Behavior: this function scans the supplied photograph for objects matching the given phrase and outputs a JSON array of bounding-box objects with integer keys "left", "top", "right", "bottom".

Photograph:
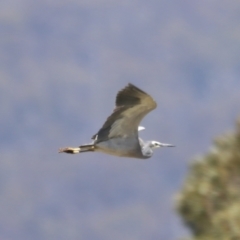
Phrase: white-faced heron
[{"left": 59, "top": 83, "right": 174, "bottom": 159}]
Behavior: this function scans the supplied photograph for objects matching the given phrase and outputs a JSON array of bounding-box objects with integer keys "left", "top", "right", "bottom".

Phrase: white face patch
[
  {"left": 138, "top": 126, "right": 145, "bottom": 131},
  {"left": 151, "top": 141, "right": 161, "bottom": 148}
]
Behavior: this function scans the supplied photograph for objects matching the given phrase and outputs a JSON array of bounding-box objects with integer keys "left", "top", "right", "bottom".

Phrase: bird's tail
[{"left": 59, "top": 144, "right": 95, "bottom": 154}]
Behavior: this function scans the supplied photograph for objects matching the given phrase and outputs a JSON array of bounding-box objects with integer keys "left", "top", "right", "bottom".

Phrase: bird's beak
[{"left": 159, "top": 143, "right": 175, "bottom": 147}]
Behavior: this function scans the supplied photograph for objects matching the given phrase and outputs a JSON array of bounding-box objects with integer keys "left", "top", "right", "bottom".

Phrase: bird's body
[
  {"left": 95, "top": 136, "right": 146, "bottom": 158},
  {"left": 59, "top": 83, "right": 174, "bottom": 159}
]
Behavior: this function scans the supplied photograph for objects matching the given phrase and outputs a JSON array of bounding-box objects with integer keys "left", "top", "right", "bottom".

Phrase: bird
[{"left": 59, "top": 83, "right": 174, "bottom": 159}]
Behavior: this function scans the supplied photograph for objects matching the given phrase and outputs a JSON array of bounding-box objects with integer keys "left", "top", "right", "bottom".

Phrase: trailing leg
[{"left": 59, "top": 144, "right": 95, "bottom": 154}]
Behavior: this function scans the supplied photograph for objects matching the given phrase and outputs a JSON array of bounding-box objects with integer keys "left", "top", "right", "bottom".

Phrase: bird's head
[{"left": 150, "top": 141, "right": 175, "bottom": 149}]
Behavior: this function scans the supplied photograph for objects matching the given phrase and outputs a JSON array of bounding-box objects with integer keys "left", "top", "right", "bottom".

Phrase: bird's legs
[
  {"left": 59, "top": 144, "right": 95, "bottom": 154},
  {"left": 59, "top": 147, "right": 81, "bottom": 154}
]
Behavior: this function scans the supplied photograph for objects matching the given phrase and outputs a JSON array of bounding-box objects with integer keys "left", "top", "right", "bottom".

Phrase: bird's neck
[{"left": 141, "top": 141, "right": 153, "bottom": 158}]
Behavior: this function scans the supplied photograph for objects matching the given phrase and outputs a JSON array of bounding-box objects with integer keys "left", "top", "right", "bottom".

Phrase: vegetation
[{"left": 177, "top": 119, "right": 240, "bottom": 240}]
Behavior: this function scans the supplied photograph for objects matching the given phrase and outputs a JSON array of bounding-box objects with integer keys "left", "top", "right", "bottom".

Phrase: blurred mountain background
[{"left": 1, "top": 0, "right": 240, "bottom": 239}]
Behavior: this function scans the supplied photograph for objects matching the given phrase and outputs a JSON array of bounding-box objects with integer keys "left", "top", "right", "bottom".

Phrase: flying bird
[{"left": 59, "top": 83, "right": 174, "bottom": 159}]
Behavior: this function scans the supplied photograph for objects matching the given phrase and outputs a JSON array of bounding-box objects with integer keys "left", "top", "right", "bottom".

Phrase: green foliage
[{"left": 177, "top": 119, "right": 240, "bottom": 240}]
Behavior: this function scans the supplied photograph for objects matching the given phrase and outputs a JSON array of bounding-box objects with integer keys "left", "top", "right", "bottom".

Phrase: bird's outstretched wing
[{"left": 92, "top": 83, "right": 157, "bottom": 142}]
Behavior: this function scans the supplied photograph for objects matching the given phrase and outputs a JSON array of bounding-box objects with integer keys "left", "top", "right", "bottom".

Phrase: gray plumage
[{"left": 59, "top": 83, "right": 174, "bottom": 159}]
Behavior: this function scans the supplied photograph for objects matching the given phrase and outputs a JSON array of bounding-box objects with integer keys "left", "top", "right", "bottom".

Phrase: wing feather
[{"left": 92, "top": 83, "right": 157, "bottom": 142}]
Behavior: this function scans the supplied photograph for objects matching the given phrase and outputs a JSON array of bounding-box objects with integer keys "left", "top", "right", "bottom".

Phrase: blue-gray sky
[{"left": 1, "top": 0, "right": 240, "bottom": 239}]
